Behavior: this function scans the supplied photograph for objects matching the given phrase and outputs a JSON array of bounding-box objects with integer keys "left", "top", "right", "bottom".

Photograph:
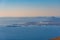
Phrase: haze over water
[{"left": 0, "top": 17, "right": 60, "bottom": 40}]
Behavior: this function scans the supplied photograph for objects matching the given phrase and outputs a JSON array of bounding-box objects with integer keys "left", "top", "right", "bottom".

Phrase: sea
[{"left": 0, "top": 17, "right": 60, "bottom": 40}]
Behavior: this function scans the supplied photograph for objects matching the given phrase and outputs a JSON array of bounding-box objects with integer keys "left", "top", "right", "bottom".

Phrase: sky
[{"left": 0, "top": 0, "right": 60, "bottom": 17}]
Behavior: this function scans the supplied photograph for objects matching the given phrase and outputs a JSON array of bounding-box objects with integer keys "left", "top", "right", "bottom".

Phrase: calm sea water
[{"left": 0, "top": 17, "right": 60, "bottom": 40}]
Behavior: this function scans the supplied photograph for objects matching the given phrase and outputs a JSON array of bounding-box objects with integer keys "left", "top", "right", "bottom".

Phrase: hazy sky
[{"left": 0, "top": 0, "right": 60, "bottom": 17}]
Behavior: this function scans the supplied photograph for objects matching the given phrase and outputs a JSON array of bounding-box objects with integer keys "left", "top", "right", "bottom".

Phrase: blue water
[
  {"left": 0, "top": 17, "right": 60, "bottom": 40},
  {"left": 0, "top": 25, "right": 60, "bottom": 40}
]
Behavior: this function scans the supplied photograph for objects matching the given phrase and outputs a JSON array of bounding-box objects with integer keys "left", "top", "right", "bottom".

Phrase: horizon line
[{"left": 0, "top": 16, "right": 60, "bottom": 18}]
